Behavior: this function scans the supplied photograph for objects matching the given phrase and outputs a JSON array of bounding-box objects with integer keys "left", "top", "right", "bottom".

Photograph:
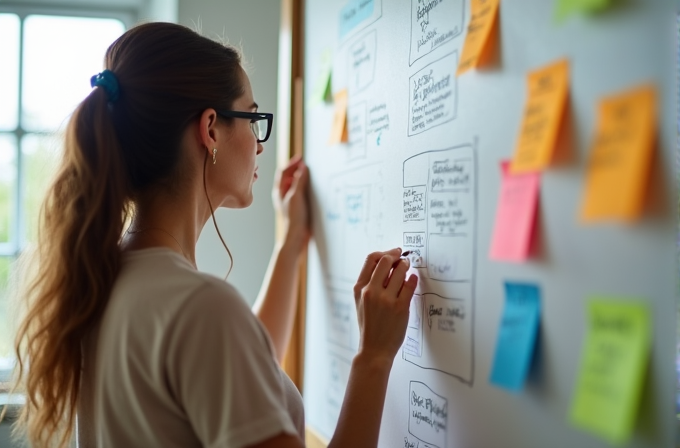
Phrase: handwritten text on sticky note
[
  {"left": 328, "top": 89, "right": 349, "bottom": 145},
  {"left": 489, "top": 161, "right": 540, "bottom": 262},
  {"left": 580, "top": 85, "right": 657, "bottom": 222},
  {"left": 489, "top": 282, "right": 541, "bottom": 392},
  {"left": 570, "top": 299, "right": 651, "bottom": 445},
  {"left": 457, "top": 0, "right": 500, "bottom": 76},
  {"left": 511, "top": 59, "right": 569, "bottom": 173}
]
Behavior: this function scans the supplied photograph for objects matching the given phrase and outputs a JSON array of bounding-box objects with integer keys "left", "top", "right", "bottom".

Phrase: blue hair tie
[{"left": 90, "top": 69, "right": 120, "bottom": 102}]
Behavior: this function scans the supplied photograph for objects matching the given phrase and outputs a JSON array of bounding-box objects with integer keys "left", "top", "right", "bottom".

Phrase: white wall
[
  {"left": 178, "top": 0, "right": 282, "bottom": 305},
  {"left": 142, "top": 0, "right": 178, "bottom": 22}
]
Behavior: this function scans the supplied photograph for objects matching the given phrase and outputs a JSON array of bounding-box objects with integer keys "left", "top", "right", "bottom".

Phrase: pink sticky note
[{"left": 489, "top": 161, "right": 541, "bottom": 262}]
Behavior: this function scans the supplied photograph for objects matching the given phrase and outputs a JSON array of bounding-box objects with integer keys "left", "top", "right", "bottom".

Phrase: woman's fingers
[
  {"left": 275, "top": 157, "right": 305, "bottom": 199},
  {"left": 398, "top": 274, "right": 418, "bottom": 303},
  {"left": 385, "top": 258, "right": 410, "bottom": 297},
  {"left": 290, "top": 163, "right": 308, "bottom": 194},
  {"left": 368, "top": 252, "right": 402, "bottom": 290},
  {"left": 353, "top": 249, "right": 400, "bottom": 301}
]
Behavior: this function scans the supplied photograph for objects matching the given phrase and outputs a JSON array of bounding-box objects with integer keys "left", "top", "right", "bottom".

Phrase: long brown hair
[{"left": 7, "top": 22, "right": 243, "bottom": 448}]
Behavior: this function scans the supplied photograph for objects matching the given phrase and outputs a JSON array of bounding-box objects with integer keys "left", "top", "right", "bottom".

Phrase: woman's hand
[
  {"left": 353, "top": 248, "right": 419, "bottom": 365},
  {"left": 273, "top": 155, "right": 310, "bottom": 254}
]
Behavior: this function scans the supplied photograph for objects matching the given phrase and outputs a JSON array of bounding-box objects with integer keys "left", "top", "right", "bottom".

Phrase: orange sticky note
[
  {"left": 490, "top": 161, "right": 541, "bottom": 262},
  {"left": 328, "top": 89, "right": 349, "bottom": 145},
  {"left": 510, "top": 59, "right": 570, "bottom": 173},
  {"left": 580, "top": 85, "right": 657, "bottom": 222},
  {"left": 457, "top": 0, "right": 500, "bottom": 76}
]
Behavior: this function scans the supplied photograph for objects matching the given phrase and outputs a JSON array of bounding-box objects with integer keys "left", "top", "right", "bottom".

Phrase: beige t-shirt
[{"left": 77, "top": 248, "right": 304, "bottom": 448}]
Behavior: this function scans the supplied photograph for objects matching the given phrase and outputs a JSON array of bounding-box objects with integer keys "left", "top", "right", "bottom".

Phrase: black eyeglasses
[{"left": 216, "top": 110, "right": 274, "bottom": 143}]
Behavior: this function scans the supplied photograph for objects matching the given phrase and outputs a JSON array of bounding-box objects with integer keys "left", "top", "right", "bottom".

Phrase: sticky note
[
  {"left": 328, "top": 89, "right": 349, "bottom": 145},
  {"left": 580, "top": 85, "right": 656, "bottom": 222},
  {"left": 489, "top": 282, "right": 541, "bottom": 392},
  {"left": 309, "top": 49, "right": 333, "bottom": 107},
  {"left": 510, "top": 59, "right": 570, "bottom": 173},
  {"left": 556, "top": 0, "right": 617, "bottom": 20},
  {"left": 457, "top": 0, "right": 500, "bottom": 76},
  {"left": 489, "top": 161, "right": 540, "bottom": 262},
  {"left": 339, "top": 0, "right": 375, "bottom": 39},
  {"left": 570, "top": 299, "right": 651, "bottom": 445}
]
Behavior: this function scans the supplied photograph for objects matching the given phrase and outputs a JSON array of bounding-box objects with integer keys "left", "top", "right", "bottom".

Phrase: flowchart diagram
[{"left": 401, "top": 145, "right": 477, "bottom": 383}]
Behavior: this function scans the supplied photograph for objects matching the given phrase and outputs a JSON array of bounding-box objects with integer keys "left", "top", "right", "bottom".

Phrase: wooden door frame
[
  {"left": 277, "top": 1, "right": 329, "bottom": 446},
  {"left": 277, "top": 0, "right": 304, "bottom": 386}
]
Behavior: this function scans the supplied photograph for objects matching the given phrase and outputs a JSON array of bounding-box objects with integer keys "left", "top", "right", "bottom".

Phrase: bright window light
[
  {"left": 0, "top": 14, "right": 20, "bottom": 131},
  {"left": 22, "top": 15, "right": 125, "bottom": 132}
]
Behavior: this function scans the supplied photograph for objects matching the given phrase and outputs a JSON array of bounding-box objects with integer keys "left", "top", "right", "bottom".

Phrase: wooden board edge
[
  {"left": 279, "top": 0, "right": 307, "bottom": 392},
  {"left": 305, "top": 425, "right": 329, "bottom": 448}
]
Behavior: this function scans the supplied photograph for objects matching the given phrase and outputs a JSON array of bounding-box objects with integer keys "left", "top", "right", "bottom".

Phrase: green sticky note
[
  {"left": 570, "top": 299, "right": 651, "bottom": 445},
  {"left": 556, "top": 0, "right": 617, "bottom": 20},
  {"left": 309, "top": 49, "right": 333, "bottom": 107}
]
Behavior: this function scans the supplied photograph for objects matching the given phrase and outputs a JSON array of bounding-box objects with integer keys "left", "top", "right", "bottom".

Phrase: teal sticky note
[
  {"left": 339, "top": 0, "right": 375, "bottom": 38},
  {"left": 489, "top": 282, "right": 541, "bottom": 391}
]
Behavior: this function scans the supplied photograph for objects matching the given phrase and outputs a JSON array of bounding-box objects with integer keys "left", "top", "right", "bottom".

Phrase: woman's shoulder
[{"left": 108, "top": 248, "right": 253, "bottom": 328}]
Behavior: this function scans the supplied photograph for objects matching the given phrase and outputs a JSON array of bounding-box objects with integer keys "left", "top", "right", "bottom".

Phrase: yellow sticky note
[
  {"left": 510, "top": 59, "right": 570, "bottom": 173},
  {"left": 580, "top": 85, "right": 657, "bottom": 222},
  {"left": 570, "top": 299, "right": 651, "bottom": 445},
  {"left": 457, "top": 0, "right": 500, "bottom": 76},
  {"left": 328, "top": 89, "right": 349, "bottom": 145}
]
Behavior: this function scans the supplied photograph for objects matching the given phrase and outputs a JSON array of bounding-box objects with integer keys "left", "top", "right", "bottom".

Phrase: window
[{"left": 0, "top": 11, "right": 126, "bottom": 381}]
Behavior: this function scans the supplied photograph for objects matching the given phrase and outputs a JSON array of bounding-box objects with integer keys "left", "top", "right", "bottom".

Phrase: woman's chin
[{"left": 221, "top": 193, "right": 254, "bottom": 209}]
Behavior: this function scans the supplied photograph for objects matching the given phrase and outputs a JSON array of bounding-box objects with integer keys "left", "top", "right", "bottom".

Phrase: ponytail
[
  {"left": 6, "top": 21, "right": 244, "bottom": 448},
  {"left": 12, "top": 85, "right": 130, "bottom": 448}
]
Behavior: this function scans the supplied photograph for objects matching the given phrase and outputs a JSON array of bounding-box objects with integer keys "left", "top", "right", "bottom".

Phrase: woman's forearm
[
  {"left": 328, "top": 352, "right": 393, "bottom": 448},
  {"left": 253, "top": 238, "right": 302, "bottom": 362}
]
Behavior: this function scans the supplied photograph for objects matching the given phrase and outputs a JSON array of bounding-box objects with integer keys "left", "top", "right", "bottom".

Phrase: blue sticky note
[
  {"left": 339, "top": 0, "right": 375, "bottom": 39},
  {"left": 489, "top": 282, "right": 541, "bottom": 392}
]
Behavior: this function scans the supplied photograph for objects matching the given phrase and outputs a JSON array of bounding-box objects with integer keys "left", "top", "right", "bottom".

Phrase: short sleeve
[{"left": 164, "top": 281, "right": 298, "bottom": 448}]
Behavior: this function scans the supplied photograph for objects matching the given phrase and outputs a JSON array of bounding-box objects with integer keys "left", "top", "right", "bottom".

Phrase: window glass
[
  {"left": 0, "top": 14, "right": 20, "bottom": 131},
  {"left": 21, "top": 134, "right": 61, "bottom": 242},
  {"left": 21, "top": 15, "right": 125, "bottom": 132},
  {"left": 0, "top": 135, "right": 17, "bottom": 245},
  {"left": 0, "top": 256, "right": 13, "bottom": 364}
]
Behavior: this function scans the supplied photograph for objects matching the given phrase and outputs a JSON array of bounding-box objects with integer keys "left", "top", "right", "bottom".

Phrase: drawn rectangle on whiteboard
[
  {"left": 402, "top": 144, "right": 476, "bottom": 382},
  {"left": 348, "top": 30, "right": 377, "bottom": 94},
  {"left": 326, "top": 352, "right": 352, "bottom": 430},
  {"left": 345, "top": 185, "right": 369, "bottom": 224},
  {"left": 428, "top": 234, "right": 472, "bottom": 281},
  {"left": 408, "top": 381, "right": 448, "bottom": 448},
  {"left": 327, "top": 294, "right": 353, "bottom": 349},
  {"left": 405, "top": 293, "right": 423, "bottom": 357},
  {"left": 408, "top": 52, "right": 458, "bottom": 136},
  {"left": 403, "top": 292, "right": 473, "bottom": 381},
  {"left": 429, "top": 157, "right": 472, "bottom": 193},
  {"left": 348, "top": 102, "right": 367, "bottom": 159},
  {"left": 403, "top": 185, "right": 426, "bottom": 221},
  {"left": 403, "top": 232, "right": 426, "bottom": 268},
  {"left": 409, "top": 0, "right": 465, "bottom": 65}
]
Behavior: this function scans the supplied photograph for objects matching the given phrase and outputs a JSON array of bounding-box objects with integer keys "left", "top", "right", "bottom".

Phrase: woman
[{"left": 11, "top": 22, "right": 418, "bottom": 448}]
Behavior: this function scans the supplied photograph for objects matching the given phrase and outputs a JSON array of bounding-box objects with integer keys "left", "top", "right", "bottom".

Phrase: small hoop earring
[{"left": 212, "top": 148, "right": 217, "bottom": 165}]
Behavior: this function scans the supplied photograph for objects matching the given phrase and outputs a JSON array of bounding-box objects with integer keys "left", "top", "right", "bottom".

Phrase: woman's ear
[{"left": 198, "top": 108, "right": 220, "bottom": 157}]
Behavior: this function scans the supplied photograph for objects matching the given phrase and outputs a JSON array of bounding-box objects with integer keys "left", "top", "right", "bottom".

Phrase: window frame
[{"left": 0, "top": 3, "right": 135, "bottom": 385}]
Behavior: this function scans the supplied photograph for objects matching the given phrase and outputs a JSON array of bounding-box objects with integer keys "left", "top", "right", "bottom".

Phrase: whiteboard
[{"left": 302, "top": 1, "right": 677, "bottom": 447}]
